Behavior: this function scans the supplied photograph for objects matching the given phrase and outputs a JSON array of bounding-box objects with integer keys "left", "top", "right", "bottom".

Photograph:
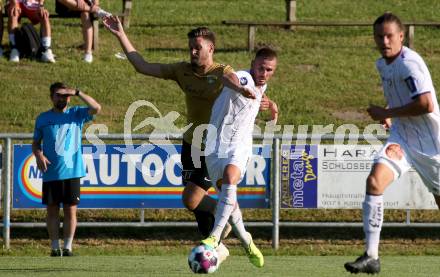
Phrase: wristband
[{"left": 75, "top": 89, "right": 81, "bottom": 96}]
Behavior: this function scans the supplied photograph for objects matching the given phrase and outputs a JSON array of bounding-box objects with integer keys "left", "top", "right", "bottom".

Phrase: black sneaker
[
  {"left": 50, "top": 249, "right": 61, "bottom": 257},
  {"left": 62, "top": 249, "right": 74, "bottom": 257},
  {"left": 344, "top": 252, "right": 380, "bottom": 274}
]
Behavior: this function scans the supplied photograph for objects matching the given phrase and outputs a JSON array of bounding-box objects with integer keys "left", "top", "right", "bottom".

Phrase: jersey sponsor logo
[
  {"left": 239, "top": 77, "right": 248, "bottom": 86},
  {"left": 404, "top": 76, "right": 417, "bottom": 94},
  {"left": 206, "top": 75, "right": 218, "bottom": 84}
]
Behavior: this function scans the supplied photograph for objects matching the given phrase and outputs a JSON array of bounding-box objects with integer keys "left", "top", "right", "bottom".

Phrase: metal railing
[{"left": 2, "top": 132, "right": 438, "bottom": 250}]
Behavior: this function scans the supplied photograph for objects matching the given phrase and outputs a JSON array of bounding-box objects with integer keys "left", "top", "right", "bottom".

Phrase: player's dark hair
[
  {"left": 255, "top": 47, "right": 277, "bottom": 60},
  {"left": 373, "top": 12, "right": 405, "bottom": 32},
  {"left": 50, "top": 82, "right": 68, "bottom": 97},
  {"left": 187, "top": 27, "right": 216, "bottom": 46}
]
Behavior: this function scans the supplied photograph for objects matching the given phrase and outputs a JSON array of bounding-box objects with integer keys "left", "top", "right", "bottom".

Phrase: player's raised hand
[
  {"left": 103, "top": 15, "right": 125, "bottom": 37},
  {"left": 35, "top": 154, "right": 51, "bottom": 173}
]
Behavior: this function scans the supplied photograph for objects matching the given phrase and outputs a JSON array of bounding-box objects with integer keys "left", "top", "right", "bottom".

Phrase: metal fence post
[
  {"left": 140, "top": 209, "right": 145, "bottom": 223},
  {"left": 248, "top": 25, "right": 256, "bottom": 52},
  {"left": 3, "top": 138, "right": 11, "bottom": 249},
  {"left": 286, "top": 0, "right": 297, "bottom": 30},
  {"left": 272, "top": 138, "right": 280, "bottom": 250},
  {"left": 405, "top": 24, "right": 415, "bottom": 49}
]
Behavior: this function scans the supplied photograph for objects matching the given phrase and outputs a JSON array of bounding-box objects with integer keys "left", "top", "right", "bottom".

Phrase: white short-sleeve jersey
[
  {"left": 376, "top": 46, "right": 440, "bottom": 155},
  {"left": 205, "top": 70, "right": 266, "bottom": 159}
]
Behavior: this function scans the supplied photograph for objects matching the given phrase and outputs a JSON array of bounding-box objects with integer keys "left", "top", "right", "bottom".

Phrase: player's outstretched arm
[
  {"left": 103, "top": 16, "right": 165, "bottom": 78},
  {"left": 223, "top": 72, "right": 256, "bottom": 99}
]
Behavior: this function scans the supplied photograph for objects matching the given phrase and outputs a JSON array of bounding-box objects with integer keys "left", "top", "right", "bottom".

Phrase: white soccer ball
[{"left": 188, "top": 244, "right": 219, "bottom": 274}]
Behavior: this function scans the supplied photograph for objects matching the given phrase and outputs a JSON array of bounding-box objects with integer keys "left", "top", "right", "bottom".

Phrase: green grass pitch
[{"left": 0, "top": 256, "right": 438, "bottom": 276}]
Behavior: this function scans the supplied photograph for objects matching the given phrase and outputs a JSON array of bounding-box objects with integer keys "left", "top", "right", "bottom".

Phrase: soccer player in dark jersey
[{"left": 103, "top": 16, "right": 277, "bottom": 263}]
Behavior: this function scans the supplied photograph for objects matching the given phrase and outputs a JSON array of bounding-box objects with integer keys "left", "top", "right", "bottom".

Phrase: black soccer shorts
[
  {"left": 181, "top": 140, "right": 212, "bottom": 191},
  {"left": 42, "top": 178, "right": 81, "bottom": 205}
]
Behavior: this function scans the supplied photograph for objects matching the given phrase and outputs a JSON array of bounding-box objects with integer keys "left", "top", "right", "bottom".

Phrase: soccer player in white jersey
[
  {"left": 345, "top": 13, "right": 440, "bottom": 274},
  {"left": 201, "top": 47, "right": 278, "bottom": 268}
]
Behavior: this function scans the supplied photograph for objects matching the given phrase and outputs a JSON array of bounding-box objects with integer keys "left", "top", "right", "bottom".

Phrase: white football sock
[
  {"left": 63, "top": 237, "right": 73, "bottom": 251},
  {"left": 229, "top": 205, "right": 251, "bottom": 246},
  {"left": 41, "top": 37, "right": 51, "bottom": 49},
  {"left": 51, "top": 239, "right": 60, "bottom": 250},
  {"left": 363, "top": 194, "right": 383, "bottom": 259},
  {"left": 210, "top": 184, "right": 237, "bottom": 241}
]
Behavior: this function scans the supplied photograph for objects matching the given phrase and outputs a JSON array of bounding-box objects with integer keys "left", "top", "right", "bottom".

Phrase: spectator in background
[
  {"left": 57, "top": 0, "right": 110, "bottom": 18},
  {"left": 56, "top": 0, "right": 110, "bottom": 63},
  {"left": 7, "top": 0, "right": 55, "bottom": 62},
  {"left": 32, "top": 82, "right": 101, "bottom": 256},
  {"left": 80, "top": 8, "right": 93, "bottom": 63}
]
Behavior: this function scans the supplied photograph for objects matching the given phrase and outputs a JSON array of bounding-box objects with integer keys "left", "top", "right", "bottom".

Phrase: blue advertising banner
[
  {"left": 280, "top": 145, "right": 318, "bottom": 208},
  {"left": 13, "top": 144, "right": 271, "bottom": 209}
]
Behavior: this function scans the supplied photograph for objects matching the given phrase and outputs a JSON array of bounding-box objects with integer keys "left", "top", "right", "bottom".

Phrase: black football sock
[{"left": 193, "top": 209, "right": 215, "bottom": 238}]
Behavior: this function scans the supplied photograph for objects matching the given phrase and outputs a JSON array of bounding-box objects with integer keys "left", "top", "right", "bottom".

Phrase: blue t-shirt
[{"left": 33, "top": 106, "right": 93, "bottom": 182}]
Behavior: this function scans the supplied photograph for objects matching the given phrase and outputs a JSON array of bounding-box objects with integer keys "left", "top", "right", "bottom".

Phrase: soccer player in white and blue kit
[
  {"left": 345, "top": 13, "right": 440, "bottom": 274},
  {"left": 201, "top": 48, "right": 278, "bottom": 268},
  {"left": 32, "top": 82, "right": 101, "bottom": 256}
]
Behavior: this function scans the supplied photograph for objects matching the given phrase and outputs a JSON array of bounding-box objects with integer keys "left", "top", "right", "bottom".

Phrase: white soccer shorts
[
  {"left": 206, "top": 152, "right": 250, "bottom": 189},
  {"left": 375, "top": 133, "right": 440, "bottom": 195}
]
